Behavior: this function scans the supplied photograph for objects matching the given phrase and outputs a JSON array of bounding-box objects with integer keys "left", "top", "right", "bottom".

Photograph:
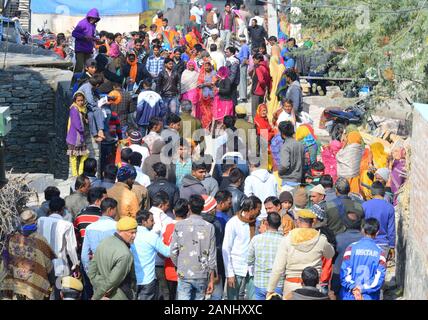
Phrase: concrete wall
[
  {"left": 0, "top": 66, "right": 72, "bottom": 179},
  {"left": 404, "top": 103, "right": 428, "bottom": 299},
  {"left": 31, "top": 13, "right": 140, "bottom": 34}
]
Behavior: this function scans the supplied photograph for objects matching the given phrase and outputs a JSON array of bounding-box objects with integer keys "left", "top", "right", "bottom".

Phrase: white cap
[
  {"left": 210, "top": 29, "right": 219, "bottom": 36},
  {"left": 310, "top": 184, "right": 326, "bottom": 195}
]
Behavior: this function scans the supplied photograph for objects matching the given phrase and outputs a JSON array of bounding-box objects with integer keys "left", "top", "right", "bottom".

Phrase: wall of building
[
  {"left": 404, "top": 103, "right": 428, "bottom": 299},
  {"left": 31, "top": 13, "right": 140, "bottom": 34},
  {"left": 0, "top": 66, "right": 71, "bottom": 179}
]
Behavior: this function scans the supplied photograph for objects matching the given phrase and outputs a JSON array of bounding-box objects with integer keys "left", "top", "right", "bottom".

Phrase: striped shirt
[
  {"left": 74, "top": 206, "right": 102, "bottom": 240},
  {"left": 37, "top": 213, "right": 79, "bottom": 276},
  {"left": 81, "top": 216, "right": 117, "bottom": 273},
  {"left": 248, "top": 230, "right": 285, "bottom": 289},
  {"left": 146, "top": 55, "right": 165, "bottom": 78}
]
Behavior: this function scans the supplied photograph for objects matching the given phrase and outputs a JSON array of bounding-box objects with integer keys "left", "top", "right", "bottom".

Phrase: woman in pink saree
[
  {"left": 180, "top": 60, "right": 200, "bottom": 115},
  {"left": 213, "top": 66, "right": 234, "bottom": 124},
  {"left": 196, "top": 61, "right": 217, "bottom": 129}
]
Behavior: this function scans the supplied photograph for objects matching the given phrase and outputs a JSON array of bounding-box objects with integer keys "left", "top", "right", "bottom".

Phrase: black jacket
[
  {"left": 156, "top": 69, "right": 181, "bottom": 97},
  {"left": 147, "top": 178, "right": 180, "bottom": 208},
  {"left": 122, "top": 62, "right": 145, "bottom": 84},
  {"left": 201, "top": 213, "right": 225, "bottom": 278},
  {"left": 216, "top": 78, "right": 233, "bottom": 100},
  {"left": 173, "top": 59, "right": 186, "bottom": 77},
  {"left": 226, "top": 185, "right": 246, "bottom": 216},
  {"left": 248, "top": 25, "right": 268, "bottom": 48}
]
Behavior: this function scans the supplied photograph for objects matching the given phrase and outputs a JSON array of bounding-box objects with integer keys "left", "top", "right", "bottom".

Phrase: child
[
  {"left": 79, "top": 74, "right": 106, "bottom": 142},
  {"left": 66, "top": 92, "right": 89, "bottom": 176}
]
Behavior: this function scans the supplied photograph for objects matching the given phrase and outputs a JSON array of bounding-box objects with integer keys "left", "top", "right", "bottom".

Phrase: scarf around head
[
  {"left": 127, "top": 57, "right": 138, "bottom": 82},
  {"left": 67, "top": 101, "right": 86, "bottom": 132},
  {"left": 237, "top": 211, "right": 258, "bottom": 239}
]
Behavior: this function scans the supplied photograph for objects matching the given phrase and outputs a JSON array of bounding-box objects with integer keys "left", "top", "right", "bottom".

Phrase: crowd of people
[{"left": 0, "top": 2, "right": 408, "bottom": 301}]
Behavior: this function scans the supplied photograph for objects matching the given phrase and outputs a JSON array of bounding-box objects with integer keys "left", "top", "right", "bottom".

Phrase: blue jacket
[
  {"left": 135, "top": 90, "right": 167, "bottom": 126},
  {"left": 340, "top": 237, "right": 386, "bottom": 300},
  {"left": 362, "top": 199, "right": 396, "bottom": 248}
]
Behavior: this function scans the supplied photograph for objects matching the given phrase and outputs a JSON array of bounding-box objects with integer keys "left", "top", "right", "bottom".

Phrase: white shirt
[
  {"left": 129, "top": 144, "right": 150, "bottom": 167},
  {"left": 190, "top": 6, "right": 204, "bottom": 24},
  {"left": 37, "top": 213, "right": 79, "bottom": 276},
  {"left": 150, "top": 206, "right": 173, "bottom": 236},
  {"left": 244, "top": 169, "right": 279, "bottom": 220},
  {"left": 150, "top": 206, "right": 173, "bottom": 266},
  {"left": 210, "top": 51, "right": 226, "bottom": 70},
  {"left": 222, "top": 215, "right": 252, "bottom": 278},
  {"left": 134, "top": 166, "right": 151, "bottom": 187}
]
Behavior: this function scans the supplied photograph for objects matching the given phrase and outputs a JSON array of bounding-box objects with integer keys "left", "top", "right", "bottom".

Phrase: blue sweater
[
  {"left": 362, "top": 199, "right": 396, "bottom": 248},
  {"left": 340, "top": 237, "right": 386, "bottom": 300}
]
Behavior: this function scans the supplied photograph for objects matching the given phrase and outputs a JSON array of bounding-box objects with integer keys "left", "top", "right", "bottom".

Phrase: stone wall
[
  {"left": 0, "top": 66, "right": 72, "bottom": 179},
  {"left": 404, "top": 104, "right": 428, "bottom": 299}
]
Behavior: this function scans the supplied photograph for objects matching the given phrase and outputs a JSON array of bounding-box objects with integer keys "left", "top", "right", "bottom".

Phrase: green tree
[{"left": 289, "top": 0, "right": 428, "bottom": 103}]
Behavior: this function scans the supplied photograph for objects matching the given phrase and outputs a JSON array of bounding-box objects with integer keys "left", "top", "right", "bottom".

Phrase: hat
[
  {"left": 235, "top": 104, "right": 247, "bottom": 115},
  {"left": 129, "top": 130, "right": 142, "bottom": 143},
  {"left": 279, "top": 191, "right": 293, "bottom": 204},
  {"left": 310, "top": 184, "right": 326, "bottom": 195},
  {"left": 206, "top": 3, "right": 213, "bottom": 11},
  {"left": 202, "top": 195, "right": 217, "bottom": 214},
  {"left": 239, "top": 34, "right": 247, "bottom": 40},
  {"left": 20, "top": 209, "right": 37, "bottom": 225},
  {"left": 85, "top": 58, "right": 97, "bottom": 68},
  {"left": 210, "top": 29, "right": 219, "bottom": 36},
  {"left": 117, "top": 165, "right": 137, "bottom": 182},
  {"left": 344, "top": 201, "right": 364, "bottom": 216},
  {"left": 296, "top": 209, "right": 317, "bottom": 219},
  {"left": 375, "top": 168, "right": 390, "bottom": 182},
  {"left": 117, "top": 216, "right": 138, "bottom": 231},
  {"left": 293, "top": 188, "right": 308, "bottom": 209},
  {"left": 61, "top": 276, "right": 83, "bottom": 292},
  {"left": 107, "top": 90, "right": 122, "bottom": 106},
  {"left": 312, "top": 204, "right": 325, "bottom": 221}
]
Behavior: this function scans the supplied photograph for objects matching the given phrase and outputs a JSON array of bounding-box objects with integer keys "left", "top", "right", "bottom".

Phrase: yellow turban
[
  {"left": 61, "top": 276, "right": 83, "bottom": 292},
  {"left": 117, "top": 217, "right": 138, "bottom": 231},
  {"left": 347, "top": 131, "right": 362, "bottom": 145},
  {"left": 296, "top": 125, "right": 311, "bottom": 141},
  {"left": 296, "top": 209, "right": 317, "bottom": 219}
]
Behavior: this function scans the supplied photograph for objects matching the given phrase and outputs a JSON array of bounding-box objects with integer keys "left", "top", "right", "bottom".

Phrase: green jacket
[
  {"left": 88, "top": 234, "right": 137, "bottom": 300},
  {"left": 179, "top": 112, "right": 202, "bottom": 139}
]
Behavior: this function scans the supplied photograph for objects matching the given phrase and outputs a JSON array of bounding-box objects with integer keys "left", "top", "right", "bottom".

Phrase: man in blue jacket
[
  {"left": 72, "top": 8, "right": 101, "bottom": 73},
  {"left": 362, "top": 181, "right": 396, "bottom": 260},
  {"left": 340, "top": 218, "right": 387, "bottom": 300}
]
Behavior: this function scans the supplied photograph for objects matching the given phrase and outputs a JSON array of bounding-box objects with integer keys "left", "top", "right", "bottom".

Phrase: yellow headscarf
[
  {"left": 347, "top": 131, "right": 362, "bottom": 145},
  {"left": 370, "top": 142, "right": 388, "bottom": 168},
  {"left": 67, "top": 92, "right": 87, "bottom": 132},
  {"left": 296, "top": 125, "right": 311, "bottom": 141}
]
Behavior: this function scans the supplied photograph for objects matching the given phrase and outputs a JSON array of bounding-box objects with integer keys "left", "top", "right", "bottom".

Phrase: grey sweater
[{"left": 278, "top": 137, "right": 305, "bottom": 183}]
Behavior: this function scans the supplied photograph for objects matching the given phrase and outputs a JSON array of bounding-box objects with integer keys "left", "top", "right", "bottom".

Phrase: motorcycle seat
[{"left": 327, "top": 109, "right": 358, "bottom": 119}]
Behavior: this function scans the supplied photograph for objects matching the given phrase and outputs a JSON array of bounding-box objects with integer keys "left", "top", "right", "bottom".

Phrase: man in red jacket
[{"left": 250, "top": 53, "right": 271, "bottom": 120}]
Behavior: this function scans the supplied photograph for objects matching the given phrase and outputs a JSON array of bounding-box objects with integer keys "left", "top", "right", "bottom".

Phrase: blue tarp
[{"left": 31, "top": 0, "right": 148, "bottom": 16}]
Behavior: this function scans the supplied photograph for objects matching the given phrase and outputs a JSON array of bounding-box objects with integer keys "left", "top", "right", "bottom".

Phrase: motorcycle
[{"left": 321, "top": 99, "right": 378, "bottom": 141}]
